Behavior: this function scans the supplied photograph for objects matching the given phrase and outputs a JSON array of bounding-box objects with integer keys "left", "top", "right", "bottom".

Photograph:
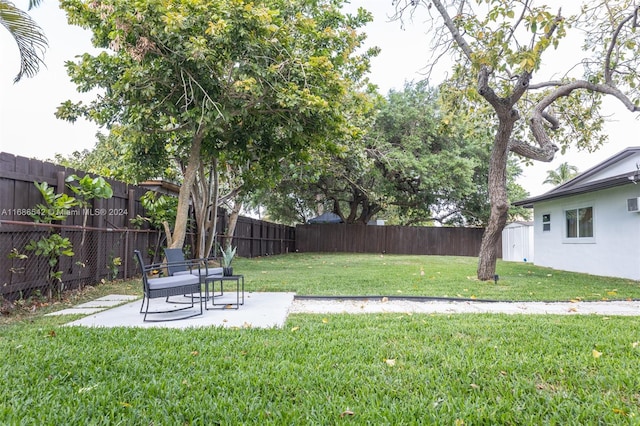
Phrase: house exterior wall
[{"left": 533, "top": 185, "right": 640, "bottom": 280}]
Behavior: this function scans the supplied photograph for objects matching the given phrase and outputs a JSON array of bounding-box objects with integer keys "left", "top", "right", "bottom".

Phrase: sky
[{"left": 1, "top": 1, "right": 638, "bottom": 197}]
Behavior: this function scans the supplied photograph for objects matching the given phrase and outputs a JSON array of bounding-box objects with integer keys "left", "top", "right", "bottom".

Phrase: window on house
[
  {"left": 542, "top": 214, "right": 551, "bottom": 231},
  {"left": 565, "top": 207, "right": 593, "bottom": 238}
]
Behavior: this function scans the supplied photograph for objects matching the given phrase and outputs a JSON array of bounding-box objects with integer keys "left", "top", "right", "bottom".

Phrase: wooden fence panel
[{"left": 295, "top": 224, "right": 499, "bottom": 257}]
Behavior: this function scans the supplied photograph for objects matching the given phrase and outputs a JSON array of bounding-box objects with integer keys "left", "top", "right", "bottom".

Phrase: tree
[
  {"left": 393, "top": 0, "right": 640, "bottom": 280},
  {"left": 259, "top": 81, "right": 530, "bottom": 226},
  {"left": 57, "top": 0, "right": 375, "bottom": 256},
  {"left": 1, "top": 0, "right": 47, "bottom": 82},
  {"left": 543, "top": 162, "right": 579, "bottom": 186}
]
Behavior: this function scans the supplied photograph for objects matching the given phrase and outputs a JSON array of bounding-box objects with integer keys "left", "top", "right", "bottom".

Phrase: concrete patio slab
[
  {"left": 47, "top": 307, "right": 110, "bottom": 316},
  {"left": 46, "top": 294, "right": 140, "bottom": 316},
  {"left": 64, "top": 292, "right": 295, "bottom": 329},
  {"left": 75, "top": 299, "right": 132, "bottom": 309},
  {"left": 94, "top": 294, "right": 140, "bottom": 302}
]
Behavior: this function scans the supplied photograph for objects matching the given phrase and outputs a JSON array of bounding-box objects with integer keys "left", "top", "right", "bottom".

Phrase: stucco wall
[{"left": 533, "top": 185, "right": 640, "bottom": 280}]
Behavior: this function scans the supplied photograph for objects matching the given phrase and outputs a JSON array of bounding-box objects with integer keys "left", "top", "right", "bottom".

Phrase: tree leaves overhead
[{"left": 57, "top": 0, "right": 374, "bottom": 176}]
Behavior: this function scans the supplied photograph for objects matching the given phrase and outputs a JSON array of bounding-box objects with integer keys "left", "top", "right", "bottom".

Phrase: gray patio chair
[
  {"left": 134, "top": 250, "right": 203, "bottom": 322},
  {"left": 164, "top": 248, "right": 223, "bottom": 279},
  {"left": 164, "top": 248, "right": 224, "bottom": 300}
]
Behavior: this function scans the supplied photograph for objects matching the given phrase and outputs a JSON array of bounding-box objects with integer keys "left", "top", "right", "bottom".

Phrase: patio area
[{"left": 48, "top": 292, "right": 295, "bottom": 329}]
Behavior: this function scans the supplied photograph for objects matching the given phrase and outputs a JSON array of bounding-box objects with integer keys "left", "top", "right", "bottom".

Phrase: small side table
[{"left": 204, "top": 275, "right": 244, "bottom": 310}]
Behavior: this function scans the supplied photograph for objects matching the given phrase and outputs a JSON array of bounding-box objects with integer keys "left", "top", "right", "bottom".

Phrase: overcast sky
[{"left": 1, "top": 1, "right": 638, "bottom": 197}]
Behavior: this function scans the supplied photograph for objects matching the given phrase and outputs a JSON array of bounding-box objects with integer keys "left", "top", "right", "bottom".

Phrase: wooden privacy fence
[
  {"left": 295, "top": 224, "right": 499, "bottom": 257},
  {"left": 0, "top": 221, "right": 163, "bottom": 298},
  {"left": 0, "top": 153, "right": 294, "bottom": 300},
  {"left": 225, "top": 215, "right": 295, "bottom": 258}
]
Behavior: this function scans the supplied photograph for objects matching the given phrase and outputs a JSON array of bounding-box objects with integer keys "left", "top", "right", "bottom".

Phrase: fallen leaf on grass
[
  {"left": 384, "top": 358, "right": 396, "bottom": 367},
  {"left": 568, "top": 307, "right": 577, "bottom": 313},
  {"left": 592, "top": 349, "right": 603, "bottom": 358},
  {"left": 470, "top": 383, "right": 480, "bottom": 390},
  {"left": 381, "top": 297, "right": 389, "bottom": 303},
  {"left": 322, "top": 318, "right": 329, "bottom": 324},
  {"left": 613, "top": 408, "right": 628, "bottom": 416},
  {"left": 78, "top": 384, "right": 99, "bottom": 393},
  {"left": 632, "top": 341, "right": 639, "bottom": 348},
  {"left": 191, "top": 351, "right": 199, "bottom": 356},
  {"left": 340, "top": 410, "right": 355, "bottom": 418},
  {"left": 290, "top": 326, "right": 300, "bottom": 332}
]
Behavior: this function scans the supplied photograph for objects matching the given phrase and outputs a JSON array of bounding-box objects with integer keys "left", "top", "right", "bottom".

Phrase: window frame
[
  {"left": 563, "top": 204, "right": 595, "bottom": 243},
  {"left": 542, "top": 213, "right": 551, "bottom": 232}
]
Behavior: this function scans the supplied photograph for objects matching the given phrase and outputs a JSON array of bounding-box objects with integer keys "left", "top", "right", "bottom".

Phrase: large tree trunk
[
  {"left": 224, "top": 200, "right": 242, "bottom": 250},
  {"left": 170, "top": 130, "right": 204, "bottom": 250},
  {"left": 477, "top": 120, "right": 513, "bottom": 280},
  {"left": 204, "top": 160, "right": 220, "bottom": 259}
]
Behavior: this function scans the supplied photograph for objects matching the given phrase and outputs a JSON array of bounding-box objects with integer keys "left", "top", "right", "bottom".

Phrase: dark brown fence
[
  {"left": 0, "top": 221, "right": 163, "bottom": 298},
  {"left": 224, "top": 215, "right": 295, "bottom": 258},
  {"left": 296, "top": 224, "right": 497, "bottom": 257},
  {"left": 0, "top": 153, "right": 294, "bottom": 300}
]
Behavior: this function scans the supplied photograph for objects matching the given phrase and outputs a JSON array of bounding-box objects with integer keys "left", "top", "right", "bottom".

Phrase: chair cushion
[{"left": 148, "top": 275, "right": 199, "bottom": 290}]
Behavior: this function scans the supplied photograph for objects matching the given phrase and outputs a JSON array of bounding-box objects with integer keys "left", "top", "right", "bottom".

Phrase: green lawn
[
  {"left": 2, "top": 253, "right": 640, "bottom": 424},
  {"left": 236, "top": 253, "right": 640, "bottom": 302}
]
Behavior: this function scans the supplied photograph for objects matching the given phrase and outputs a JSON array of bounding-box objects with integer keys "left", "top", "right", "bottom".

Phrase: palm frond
[{"left": 0, "top": 1, "right": 48, "bottom": 82}]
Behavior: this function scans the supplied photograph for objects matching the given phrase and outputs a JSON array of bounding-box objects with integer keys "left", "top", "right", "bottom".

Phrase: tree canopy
[
  {"left": 256, "top": 81, "right": 530, "bottom": 226},
  {"left": 57, "top": 0, "right": 376, "bottom": 254}
]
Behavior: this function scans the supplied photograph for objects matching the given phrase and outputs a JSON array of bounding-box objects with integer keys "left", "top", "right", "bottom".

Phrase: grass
[
  {"left": 2, "top": 253, "right": 640, "bottom": 424},
  {"left": 2, "top": 314, "right": 640, "bottom": 424},
  {"left": 236, "top": 253, "right": 640, "bottom": 302}
]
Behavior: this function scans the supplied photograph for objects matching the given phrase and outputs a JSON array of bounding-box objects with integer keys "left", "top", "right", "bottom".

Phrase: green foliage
[
  {"left": 0, "top": 0, "right": 48, "bottom": 82},
  {"left": 25, "top": 181, "right": 78, "bottom": 297},
  {"left": 259, "top": 81, "right": 529, "bottom": 225},
  {"left": 135, "top": 191, "right": 177, "bottom": 230},
  {"left": 25, "top": 234, "right": 74, "bottom": 269},
  {"left": 107, "top": 255, "right": 121, "bottom": 280},
  {"left": 65, "top": 174, "right": 113, "bottom": 202},
  {"left": 543, "top": 162, "right": 580, "bottom": 186},
  {"left": 221, "top": 245, "right": 237, "bottom": 268},
  {"left": 30, "top": 181, "right": 78, "bottom": 223},
  {"left": 24, "top": 234, "right": 73, "bottom": 286},
  {"left": 57, "top": 0, "right": 375, "bottom": 182},
  {"left": 57, "top": 0, "right": 376, "bottom": 249}
]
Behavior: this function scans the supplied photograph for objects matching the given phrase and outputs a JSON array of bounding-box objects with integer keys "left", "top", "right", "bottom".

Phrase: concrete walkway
[
  {"left": 48, "top": 294, "right": 640, "bottom": 329},
  {"left": 53, "top": 293, "right": 295, "bottom": 329},
  {"left": 290, "top": 298, "right": 640, "bottom": 316}
]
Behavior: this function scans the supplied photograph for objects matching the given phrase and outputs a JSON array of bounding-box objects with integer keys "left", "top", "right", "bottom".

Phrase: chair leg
[{"left": 140, "top": 295, "right": 147, "bottom": 313}]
